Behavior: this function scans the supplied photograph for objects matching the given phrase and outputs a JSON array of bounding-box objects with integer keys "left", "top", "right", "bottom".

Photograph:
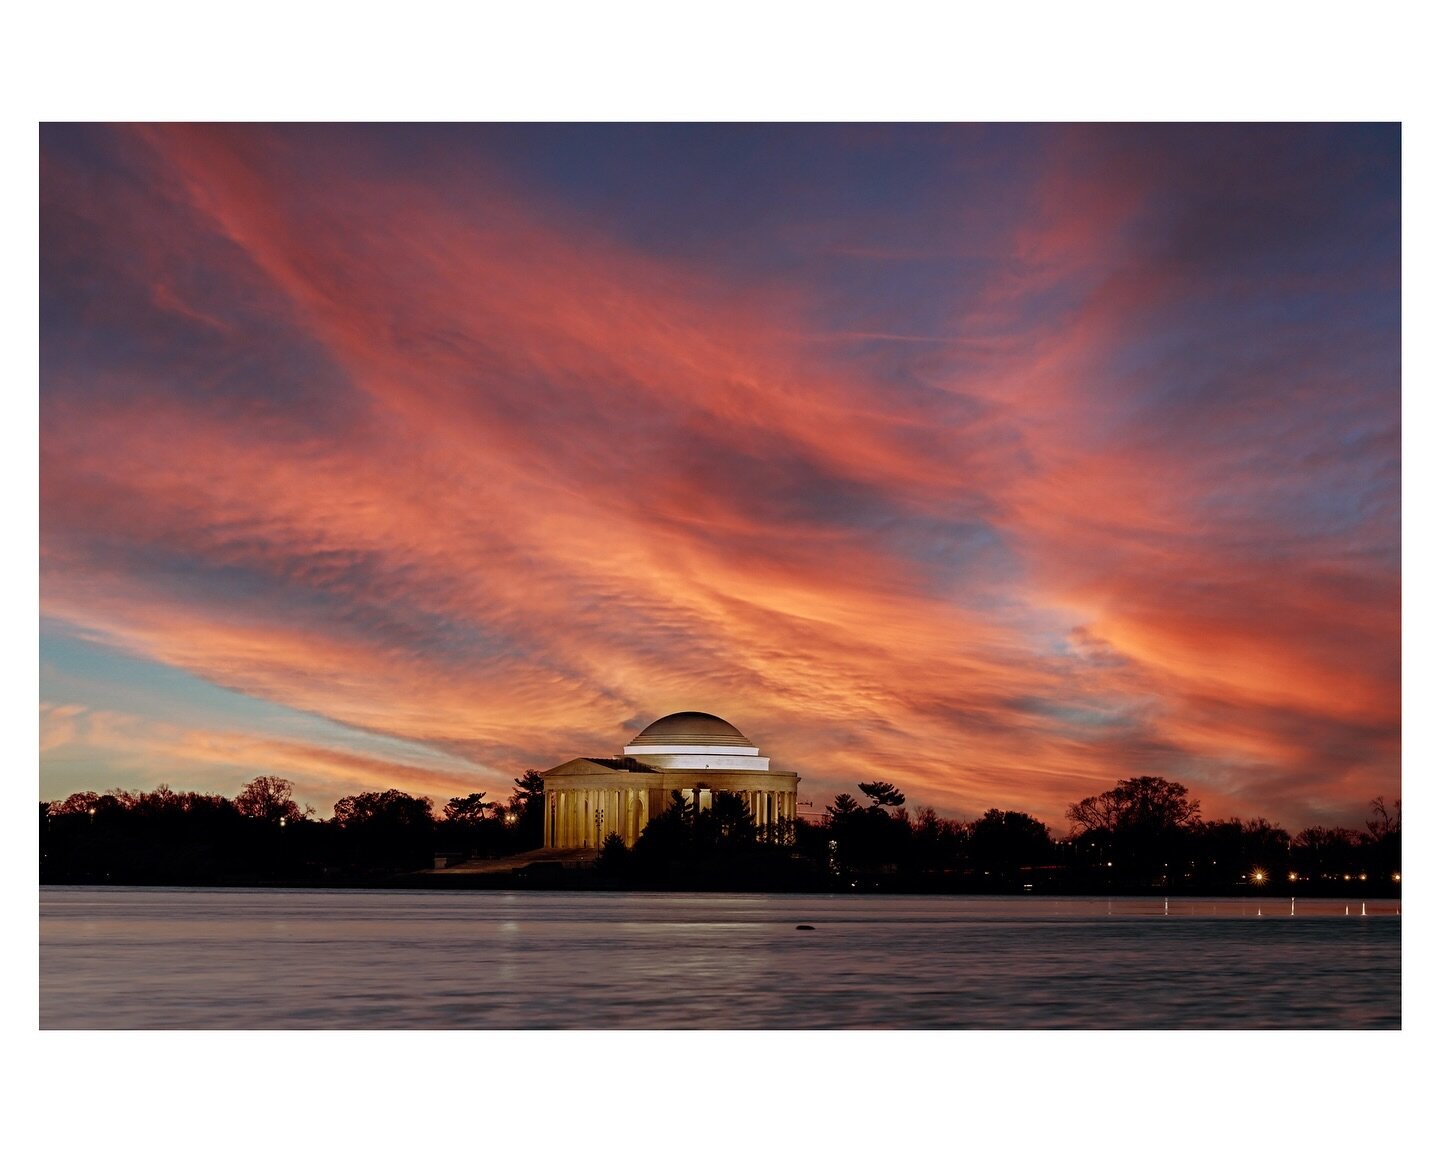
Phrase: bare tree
[
  {"left": 1366, "top": 796, "right": 1400, "bottom": 840},
  {"left": 234, "top": 776, "right": 309, "bottom": 823},
  {"left": 1066, "top": 776, "right": 1199, "bottom": 836}
]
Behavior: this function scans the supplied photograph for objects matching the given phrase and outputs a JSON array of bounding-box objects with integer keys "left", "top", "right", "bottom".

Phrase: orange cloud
[{"left": 40, "top": 125, "right": 1399, "bottom": 831}]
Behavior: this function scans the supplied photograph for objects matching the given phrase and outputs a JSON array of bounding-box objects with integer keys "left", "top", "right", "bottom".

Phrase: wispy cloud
[{"left": 40, "top": 124, "right": 1399, "bottom": 830}]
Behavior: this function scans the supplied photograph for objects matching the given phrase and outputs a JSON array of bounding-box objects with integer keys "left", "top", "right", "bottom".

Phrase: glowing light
[
  {"left": 1251, "top": 868, "right": 1267, "bottom": 886},
  {"left": 1287, "top": 871, "right": 1297, "bottom": 882}
]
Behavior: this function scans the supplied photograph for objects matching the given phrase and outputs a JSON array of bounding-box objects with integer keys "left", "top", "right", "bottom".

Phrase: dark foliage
[
  {"left": 331, "top": 790, "right": 435, "bottom": 871},
  {"left": 508, "top": 770, "right": 547, "bottom": 850},
  {"left": 443, "top": 792, "right": 491, "bottom": 824},
  {"left": 595, "top": 832, "right": 630, "bottom": 877},
  {"left": 858, "top": 781, "right": 906, "bottom": 808},
  {"left": 234, "top": 776, "right": 311, "bottom": 823},
  {"left": 40, "top": 773, "right": 1402, "bottom": 896},
  {"left": 42, "top": 782, "right": 308, "bottom": 884},
  {"left": 622, "top": 789, "right": 812, "bottom": 889},
  {"left": 1066, "top": 776, "right": 1201, "bottom": 886},
  {"left": 967, "top": 809, "right": 1051, "bottom": 884}
]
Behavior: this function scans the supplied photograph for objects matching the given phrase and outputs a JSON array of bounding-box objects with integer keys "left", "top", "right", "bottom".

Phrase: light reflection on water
[{"left": 39, "top": 889, "right": 1400, "bottom": 1029}]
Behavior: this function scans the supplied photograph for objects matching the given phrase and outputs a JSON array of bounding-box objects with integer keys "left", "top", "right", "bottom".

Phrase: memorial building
[{"left": 541, "top": 711, "right": 799, "bottom": 849}]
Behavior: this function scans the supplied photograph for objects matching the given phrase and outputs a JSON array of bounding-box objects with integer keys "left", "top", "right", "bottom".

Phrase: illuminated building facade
[{"left": 541, "top": 711, "right": 799, "bottom": 848}]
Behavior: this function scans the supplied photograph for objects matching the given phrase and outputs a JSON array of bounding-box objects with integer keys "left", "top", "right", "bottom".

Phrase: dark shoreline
[{"left": 37, "top": 874, "right": 1404, "bottom": 898}]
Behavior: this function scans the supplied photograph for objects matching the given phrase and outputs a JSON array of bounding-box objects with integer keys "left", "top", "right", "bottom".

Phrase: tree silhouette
[
  {"left": 234, "top": 776, "right": 309, "bottom": 823},
  {"left": 441, "top": 792, "right": 500, "bottom": 857},
  {"left": 1367, "top": 796, "right": 1400, "bottom": 839},
  {"left": 859, "top": 781, "right": 906, "bottom": 808},
  {"left": 1067, "top": 776, "right": 1200, "bottom": 885},
  {"left": 332, "top": 789, "right": 435, "bottom": 869},
  {"left": 1067, "top": 776, "right": 1200, "bottom": 838},
  {"left": 333, "top": 789, "right": 433, "bottom": 829},
  {"left": 1239, "top": 818, "right": 1290, "bottom": 881},
  {"left": 1292, "top": 826, "right": 1361, "bottom": 879},
  {"left": 968, "top": 809, "right": 1050, "bottom": 880},
  {"left": 697, "top": 791, "right": 758, "bottom": 848},
  {"left": 443, "top": 792, "right": 491, "bottom": 824},
  {"left": 596, "top": 832, "right": 631, "bottom": 876},
  {"left": 38, "top": 766, "right": 1396, "bottom": 894},
  {"left": 1364, "top": 796, "right": 1400, "bottom": 878},
  {"left": 508, "top": 770, "right": 547, "bottom": 849},
  {"left": 49, "top": 791, "right": 104, "bottom": 817},
  {"left": 825, "top": 787, "right": 912, "bottom": 874},
  {"left": 632, "top": 790, "right": 695, "bottom": 865},
  {"left": 910, "top": 806, "right": 968, "bottom": 875}
]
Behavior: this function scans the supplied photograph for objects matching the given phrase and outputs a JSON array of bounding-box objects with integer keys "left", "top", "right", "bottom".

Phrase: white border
[{"left": 10, "top": 3, "right": 1434, "bottom": 1148}]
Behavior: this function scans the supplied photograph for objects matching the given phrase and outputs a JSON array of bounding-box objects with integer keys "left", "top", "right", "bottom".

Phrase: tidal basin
[{"left": 40, "top": 888, "right": 1399, "bottom": 1029}]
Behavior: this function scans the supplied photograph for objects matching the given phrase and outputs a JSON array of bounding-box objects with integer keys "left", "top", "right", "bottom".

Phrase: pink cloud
[{"left": 40, "top": 125, "right": 1399, "bottom": 832}]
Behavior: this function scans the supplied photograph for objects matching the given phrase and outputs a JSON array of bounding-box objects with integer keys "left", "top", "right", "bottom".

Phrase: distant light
[
  {"left": 1344, "top": 874, "right": 1351, "bottom": 881},
  {"left": 1251, "top": 869, "right": 1267, "bottom": 886},
  {"left": 1393, "top": 873, "right": 1401, "bottom": 883},
  {"left": 279, "top": 817, "right": 286, "bottom": 827},
  {"left": 1287, "top": 872, "right": 1298, "bottom": 882},
  {"left": 1359, "top": 873, "right": 1367, "bottom": 881}
]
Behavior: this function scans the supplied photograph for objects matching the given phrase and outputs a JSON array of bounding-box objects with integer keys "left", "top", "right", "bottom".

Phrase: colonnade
[
  {"left": 545, "top": 785, "right": 798, "bottom": 849},
  {"left": 742, "top": 788, "right": 797, "bottom": 830},
  {"left": 546, "top": 787, "right": 651, "bottom": 849},
  {"left": 682, "top": 786, "right": 797, "bottom": 839}
]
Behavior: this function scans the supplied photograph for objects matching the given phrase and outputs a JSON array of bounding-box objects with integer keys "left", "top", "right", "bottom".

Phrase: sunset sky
[{"left": 39, "top": 123, "right": 1400, "bottom": 832}]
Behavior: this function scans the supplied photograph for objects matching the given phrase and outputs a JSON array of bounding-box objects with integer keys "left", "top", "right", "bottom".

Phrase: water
[{"left": 39, "top": 888, "right": 1400, "bottom": 1028}]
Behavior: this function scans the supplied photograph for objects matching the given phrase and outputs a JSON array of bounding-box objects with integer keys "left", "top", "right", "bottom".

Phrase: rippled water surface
[{"left": 40, "top": 888, "right": 1400, "bottom": 1028}]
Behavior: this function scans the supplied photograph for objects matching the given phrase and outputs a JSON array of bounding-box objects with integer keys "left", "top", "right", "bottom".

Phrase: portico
[{"left": 541, "top": 712, "right": 799, "bottom": 848}]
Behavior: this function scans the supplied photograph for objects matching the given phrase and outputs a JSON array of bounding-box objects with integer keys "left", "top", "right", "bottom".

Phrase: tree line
[
  {"left": 591, "top": 775, "right": 1399, "bottom": 893},
  {"left": 40, "top": 771, "right": 1400, "bottom": 894},
  {"left": 803, "top": 775, "right": 1400, "bottom": 895},
  {"left": 40, "top": 772, "right": 548, "bottom": 884}
]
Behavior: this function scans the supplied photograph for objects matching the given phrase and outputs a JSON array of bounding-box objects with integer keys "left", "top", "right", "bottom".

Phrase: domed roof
[{"left": 629, "top": 711, "right": 753, "bottom": 747}]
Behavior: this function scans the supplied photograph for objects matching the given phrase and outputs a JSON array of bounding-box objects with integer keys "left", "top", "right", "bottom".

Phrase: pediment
[
  {"left": 544, "top": 758, "right": 609, "bottom": 777},
  {"left": 542, "top": 756, "right": 661, "bottom": 779}
]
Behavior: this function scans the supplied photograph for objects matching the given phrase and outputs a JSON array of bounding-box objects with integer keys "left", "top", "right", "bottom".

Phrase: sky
[{"left": 38, "top": 123, "right": 1400, "bottom": 832}]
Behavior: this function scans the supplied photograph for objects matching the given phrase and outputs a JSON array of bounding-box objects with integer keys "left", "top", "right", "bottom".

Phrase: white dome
[
  {"left": 628, "top": 711, "right": 752, "bottom": 747},
  {"left": 622, "top": 711, "right": 769, "bottom": 772}
]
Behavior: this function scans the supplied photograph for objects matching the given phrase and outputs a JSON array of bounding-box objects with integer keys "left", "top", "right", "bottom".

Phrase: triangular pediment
[{"left": 542, "top": 757, "right": 655, "bottom": 778}]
